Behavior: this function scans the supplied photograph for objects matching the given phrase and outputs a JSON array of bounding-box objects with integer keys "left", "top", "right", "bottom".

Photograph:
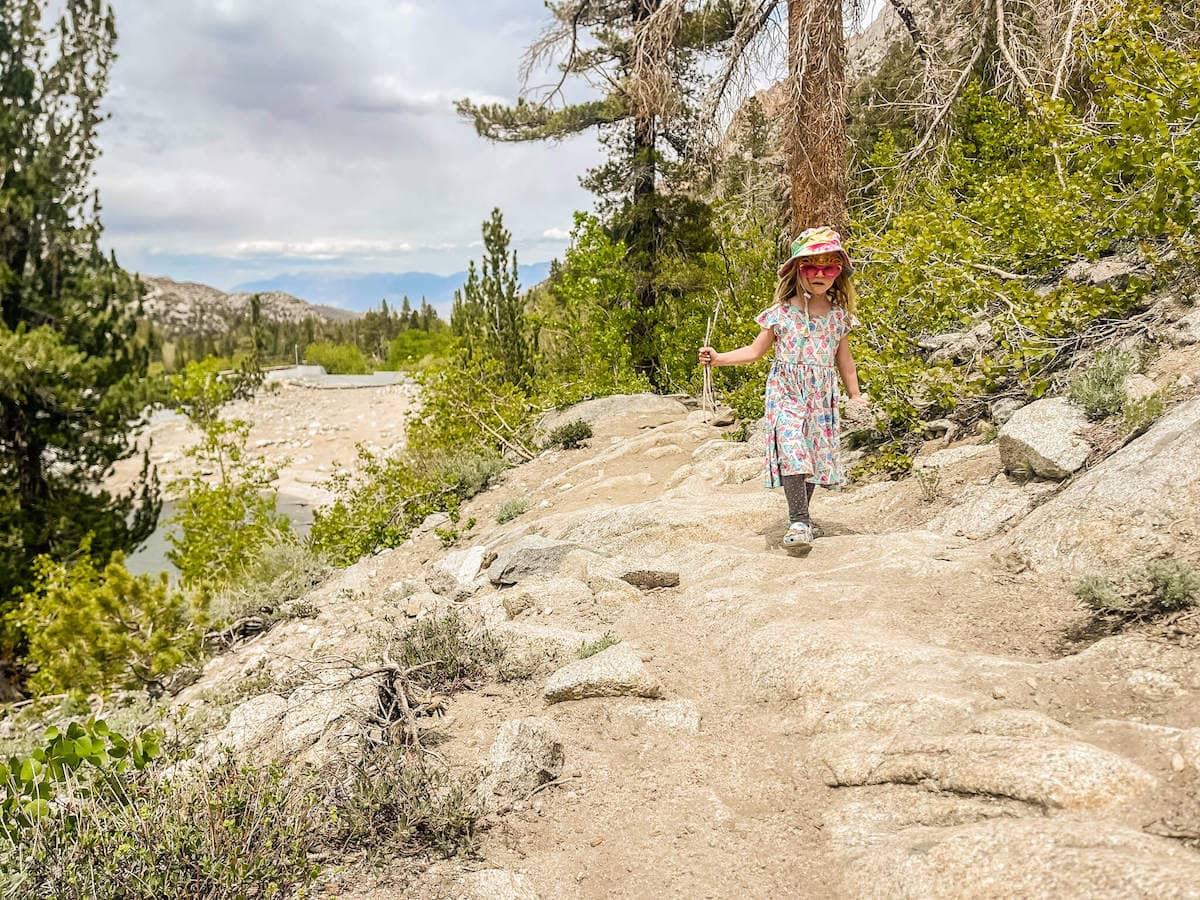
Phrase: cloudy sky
[{"left": 96, "top": 0, "right": 605, "bottom": 290}]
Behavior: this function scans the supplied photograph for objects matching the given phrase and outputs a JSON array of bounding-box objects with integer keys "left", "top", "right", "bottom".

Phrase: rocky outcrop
[
  {"left": 543, "top": 644, "right": 663, "bottom": 703},
  {"left": 997, "top": 397, "right": 1092, "bottom": 479},
  {"left": 1002, "top": 397, "right": 1200, "bottom": 573},
  {"left": 477, "top": 717, "right": 565, "bottom": 812},
  {"left": 535, "top": 393, "right": 688, "bottom": 443}
]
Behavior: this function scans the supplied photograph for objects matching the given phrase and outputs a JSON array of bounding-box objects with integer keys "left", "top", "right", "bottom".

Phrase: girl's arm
[
  {"left": 699, "top": 328, "right": 774, "bottom": 367},
  {"left": 835, "top": 337, "right": 863, "bottom": 400}
]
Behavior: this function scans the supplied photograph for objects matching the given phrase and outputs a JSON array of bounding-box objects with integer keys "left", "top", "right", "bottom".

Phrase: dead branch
[
  {"left": 887, "top": 0, "right": 930, "bottom": 60},
  {"left": 1051, "top": 0, "right": 1088, "bottom": 100}
]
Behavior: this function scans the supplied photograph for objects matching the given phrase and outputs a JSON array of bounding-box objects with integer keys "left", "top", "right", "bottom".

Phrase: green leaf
[{"left": 22, "top": 798, "right": 51, "bottom": 819}]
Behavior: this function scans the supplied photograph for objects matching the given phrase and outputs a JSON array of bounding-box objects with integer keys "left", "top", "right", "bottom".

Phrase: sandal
[{"left": 782, "top": 521, "right": 814, "bottom": 553}]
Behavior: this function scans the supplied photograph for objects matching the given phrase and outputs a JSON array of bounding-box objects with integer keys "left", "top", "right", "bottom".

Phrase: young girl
[{"left": 699, "top": 226, "right": 867, "bottom": 553}]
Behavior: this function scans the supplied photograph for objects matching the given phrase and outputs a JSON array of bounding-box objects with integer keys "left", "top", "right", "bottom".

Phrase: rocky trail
[{"left": 170, "top": 377, "right": 1200, "bottom": 898}]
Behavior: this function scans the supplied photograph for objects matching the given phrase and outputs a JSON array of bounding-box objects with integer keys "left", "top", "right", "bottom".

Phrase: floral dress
[{"left": 755, "top": 302, "right": 858, "bottom": 489}]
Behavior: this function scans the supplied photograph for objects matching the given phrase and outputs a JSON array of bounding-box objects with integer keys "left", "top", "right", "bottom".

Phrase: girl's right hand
[{"left": 698, "top": 346, "right": 720, "bottom": 367}]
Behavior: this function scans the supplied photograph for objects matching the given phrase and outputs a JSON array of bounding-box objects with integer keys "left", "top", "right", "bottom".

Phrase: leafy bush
[
  {"left": 545, "top": 419, "right": 593, "bottom": 450},
  {"left": 4, "top": 755, "right": 320, "bottom": 900},
  {"left": 495, "top": 497, "right": 529, "bottom": 524},
  {"left": 389, "top": 612, "right": 505, "bottom": 696},
  {"left": 9, "top": 550, "right": 205, "bottom": 696},
  {"left": 386, "top": 329, "right": 455, "bottom": 370},
  {"left": 1069, "top": 350, "right": 1139, "bottom": 420},
  {"left": 305, "top": 341, "right": 372, "bottom": 374},
  {"left": 206, "top": 540, "right": 330, "bottom": 635},
  {"left": 308, "top": 447, "right": 505, "bottom": 566},
  {"left": 328, "top": 752, "right": 482, "bottom": 859},
  {"left": 1, "top": 719, "right": 162, "bottom": 836},
  {"left": 1074, "top": 557, "right": 1200, "bottom": 622},
  {"left": 1121, "top": 392, "right": 1165, "bottom": 438},
  {"left": 166, "top": 360, "right": 291, "bottom": 588}
]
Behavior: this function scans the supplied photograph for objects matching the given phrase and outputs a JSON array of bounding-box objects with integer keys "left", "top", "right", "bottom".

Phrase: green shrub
[
  {"left": 206, "top": 540, "right": 331, "bottom": 636},
  {"left": 305, "top": 340, "right": 373, "bottom": 374},
  {"left": 1073, "top": 574, "right": 1125, "bottom": 613},
  {"left": 307, "top": 447, "right": 505, "bottom": 566},
  {"left": 167, "top": 360, "right": 291, "bottom": 588},
  {"left": 1144, "top": 558, "right": 1200, "bottom": 613},
  {"left": 9, "top": 550, "right": 205, "bottom": 696},
  {"left": 386, "top": 329, "right": 455, "bottom": 370},
  {"left": 1075, "top": 557, "right": 1200, "bottom": 621},
  {"left": 545, "top": 419, "right": 593, "bottom": 450},
  {"left": 388, "top": 612, "right": 505, "bottom": 696},
  {"left": 1, "top": 719, "right": 162, "bottom": 837},
  {"left": 495, "top": 497, "right": 529, "bottom": 524},
  {"left": 1069, "top": 350, "right": 1139, "bottom": 420},
  {"left": 4, "top": 755, "right": 320, "bottom": 900},
  {"left": 578, "top": 633, "right": 619, "bottom": 659},
  {"left": 1120, "top": 392, "right": 1165, "bottom": 437},
  {"left": 329, "top": 752, "right": 482, "bottom": 859}
]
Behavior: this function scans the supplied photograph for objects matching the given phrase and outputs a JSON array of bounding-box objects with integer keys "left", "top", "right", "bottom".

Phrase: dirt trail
[
  {"left": 320, "top": 400, "right": 1200, "bottom": 898},
  {"left": 156, "top": 389, "right": 1199, "bottom": 897}
]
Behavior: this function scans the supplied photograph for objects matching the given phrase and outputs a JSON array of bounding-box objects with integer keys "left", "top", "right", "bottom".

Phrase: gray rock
[
  {"left": 486, "top": 535, "right": 577, "bottom": 586},
  {"left": 544, "top": 644, "right": 663, "bottom": 703},
  {"left": 997, "top": 397, "right": 1092, "bottom": 479},
  {"left": 415, "top": 511, "right": 450, "bottom": 535},
  {"left": 813, "top": 732, "right": 1158, "bottom": 810},
  {"left": 989, "top": 397, "right": 1024, "bottom": 425},
  {"left": 913, "top": 444, "right": 998, "bottom": 472},
  {"left": 1170, "top": 307, "right": 1200, "bottom": 345},
  {"left": 1123, "top": 373, "right": 1159, "bottom": 402},
  {"left": 839, "top": 818, "right": 1200, "bottom": 900},
  {"left": 535, "top": 393, "right": 688, "bottom": 442},
  {"left": 621, "top": 569, "right": 680, "bottom": 589},
  {"left": 1063, "top": 253, "right": 1145, "bottom": 287},
  {"left": 1002, "top": 398, "right": 1200, "bottom": 573},
  {"left": 498, "top": 577, "right": 593, "bottom": 619},
  {"left": 928, "top": 474, "right": 1058, "bottom": 540},
  {"left": 425, "top": 546, "right": 490, "bottom": 600},
  {"left": 487, "top": 621, "right": 602, "bottom": 656},
  {"left": 476, "top": 717, "right": 565, "bottom": 812}
]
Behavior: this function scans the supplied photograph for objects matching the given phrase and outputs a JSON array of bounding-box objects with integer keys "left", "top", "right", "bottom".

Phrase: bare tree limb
[
  {"left": 995, "top": 0, "right": 1034, "bottom": 93},
  {"left": 887, "top": 0, "right": 930, "bottom": 60},
  {"left": 1051, "top": 0, "right": 1088, "bottom": 100}
]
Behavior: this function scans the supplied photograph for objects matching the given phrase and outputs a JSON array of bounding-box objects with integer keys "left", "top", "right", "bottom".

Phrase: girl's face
[{"left": 797, "top": 252, "right": 843, "bottom": 298}]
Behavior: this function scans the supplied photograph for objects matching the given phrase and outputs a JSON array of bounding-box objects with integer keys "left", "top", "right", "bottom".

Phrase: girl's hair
[{"left": 773, "top": 264, "right": 857, "bottom": 314}]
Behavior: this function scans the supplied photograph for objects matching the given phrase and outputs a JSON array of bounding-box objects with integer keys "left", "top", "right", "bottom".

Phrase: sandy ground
[{"left": 110, "top": 380, "right": 419, "bottom": 510}]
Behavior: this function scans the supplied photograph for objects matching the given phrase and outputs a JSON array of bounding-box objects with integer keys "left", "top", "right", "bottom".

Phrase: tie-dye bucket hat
[{"left": 777, "top": 226, "right": 853, "bottom": 277}]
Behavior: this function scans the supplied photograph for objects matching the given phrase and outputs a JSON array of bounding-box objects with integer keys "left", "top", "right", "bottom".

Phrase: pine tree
[
  {"left": 457, "top": 2, "right": 735, "bottom": 387},
  {"left": 449, "top": 209, "right": 533, "bottom": 384},
  {"left": 0, "top": 1, "right": 159, "bottom": 603}
]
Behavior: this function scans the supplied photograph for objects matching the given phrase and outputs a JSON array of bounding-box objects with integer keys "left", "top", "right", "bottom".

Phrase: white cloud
[
  {"left": 96, "top": 1, "right": 602, "bottom": 288},
  {"left": 540, "top": 227, "right": 571, "bottom": 241}
]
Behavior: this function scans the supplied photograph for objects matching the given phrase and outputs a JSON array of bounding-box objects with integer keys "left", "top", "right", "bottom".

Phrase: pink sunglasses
[{"left": 798, "top": 262, "right": 843, "bottom": 279}]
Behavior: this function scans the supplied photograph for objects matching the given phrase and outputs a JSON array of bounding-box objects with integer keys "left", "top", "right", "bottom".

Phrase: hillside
[
  {"left": 155, "top": 294, "right": 1200, "bottom": 895},
  {"left": 139, "top": 274, "right": 358, "bottom": 336},
  {"left": 231, "top": 262, "right": 555, "bottom": 314}
]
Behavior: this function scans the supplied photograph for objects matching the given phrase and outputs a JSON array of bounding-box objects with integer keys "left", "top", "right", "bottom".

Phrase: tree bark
[
  {"left": 786, "top": 0, "right": 849, "bottom": 234},
  {"left": 628, "top": 0, "right": 663, "bottom": 387}
]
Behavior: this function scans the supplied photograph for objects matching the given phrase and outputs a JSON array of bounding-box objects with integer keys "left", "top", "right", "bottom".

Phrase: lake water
[{"left": 124, "top": 493, "right": 315, "bottom": 578}]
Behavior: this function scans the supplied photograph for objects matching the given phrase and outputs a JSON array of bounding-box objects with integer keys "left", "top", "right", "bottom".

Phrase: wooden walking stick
[{"left": 701, "top": 294, "right": 723, "bottom": 423}]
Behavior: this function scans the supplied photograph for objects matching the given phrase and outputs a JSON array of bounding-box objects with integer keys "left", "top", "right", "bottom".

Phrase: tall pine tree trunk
[
  {"left": 628, "top": 0, "right": 662, "bottom": 389},
  {"left": 786, "top": 0, "right": 849, "bottom": 234}
]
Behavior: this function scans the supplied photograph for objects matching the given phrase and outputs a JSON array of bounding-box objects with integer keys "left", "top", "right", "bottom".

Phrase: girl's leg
[{"left": 781, "top": 474, "right": 813, "bottom": 525}]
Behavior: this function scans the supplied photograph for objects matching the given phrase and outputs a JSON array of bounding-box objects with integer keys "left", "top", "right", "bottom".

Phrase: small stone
[
  {"left": 992, "top": 686, "right": 1007, "bottom": 700},
  {"left": 621, "top": 570, "right": 680, "bottom": 589},
  {"left": 1171, "top": 753, "right": 1186, "bottom": 772}
]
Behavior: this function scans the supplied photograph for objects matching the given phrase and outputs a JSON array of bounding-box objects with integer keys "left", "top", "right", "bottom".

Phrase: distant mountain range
[
  {"left": 231, "top": 262, "right": 554, "bottom": 314},
  {"left": 139, "top": 275, "right": 357, "bottom": 335}
]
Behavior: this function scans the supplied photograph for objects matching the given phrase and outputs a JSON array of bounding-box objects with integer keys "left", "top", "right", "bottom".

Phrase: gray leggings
[{"left": 782, "top": 474, "right": 818, "bottom": 525}]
